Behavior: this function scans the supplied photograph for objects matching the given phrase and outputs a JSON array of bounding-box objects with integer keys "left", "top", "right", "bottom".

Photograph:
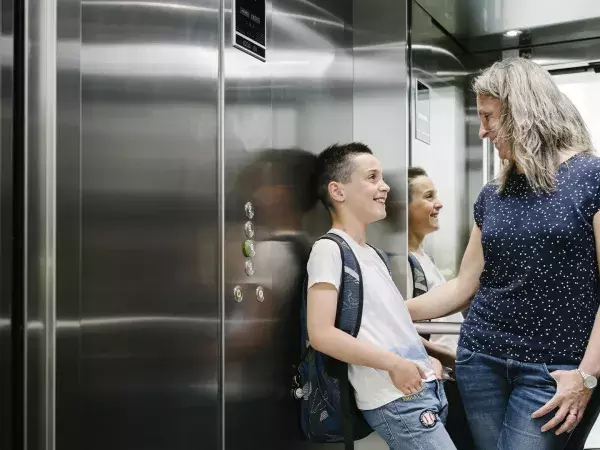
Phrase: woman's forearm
[
  {"left": 407, "top": 277, "right": 475, "bottom": 321},
  {"left": 579, "top": 311, "right": 600, "bottom": 377}
]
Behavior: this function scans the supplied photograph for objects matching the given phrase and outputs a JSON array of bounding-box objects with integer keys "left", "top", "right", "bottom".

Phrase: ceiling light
[{"left": 504, "top": 30, "right": 522, "bottom": 37}]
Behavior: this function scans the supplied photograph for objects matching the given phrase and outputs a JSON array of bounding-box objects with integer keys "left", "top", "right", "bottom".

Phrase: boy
[{"left": 306, "top": 143, "right": 456, "bottom": 450}]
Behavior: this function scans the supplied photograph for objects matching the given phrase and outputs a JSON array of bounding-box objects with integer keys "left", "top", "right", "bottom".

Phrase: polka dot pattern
[{"left": 459, "top": 153, "right": 600, "bottom": 364}]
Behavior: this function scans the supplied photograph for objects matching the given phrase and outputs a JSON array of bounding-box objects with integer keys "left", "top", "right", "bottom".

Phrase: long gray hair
[{"left": 473, "top": 57, "right": 594, "bottom": 194}]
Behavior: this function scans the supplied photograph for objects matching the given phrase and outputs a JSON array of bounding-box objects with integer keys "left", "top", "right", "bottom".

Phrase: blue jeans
[
  {"left": 362, "top": 380, "right": 456, "bottom": 450},
  {"left": 455, "top": 346, "right": 577, "bottom": 450}
]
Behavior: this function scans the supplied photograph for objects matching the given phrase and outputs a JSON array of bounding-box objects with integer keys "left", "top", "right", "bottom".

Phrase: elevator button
[
  {"left": 233, "top": 285, "right": 243, "bottom": 303},
  {"left": 244, "top": 221, "right": 255, "bottom": 238},
  {"left": 256, "top": 286, "right": 265, "bottom": 302},
  {"left": 244, "top": 202, "right": 254, "bottom": 219},
  {"left": 245, "top": 259, "right": 255, "bottom": 276},
  {"left": 242, "top": 240, "right": 256, "bottom": 258}
]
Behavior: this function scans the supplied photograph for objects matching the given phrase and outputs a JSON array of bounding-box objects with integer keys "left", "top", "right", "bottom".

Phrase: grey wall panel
[
  {"left": 0, "top": 0, "right": 12, "bottom": 447},
  {"left": 55, "top": 0, "right": 81, "bottom": 447},
  {"left": 353, "top": 0, "right": 409, "bottom": 298},
  {"left": 78, "top": 1, "right": 220, "bottom": 448},
  {"left": 222, "top": 1, "right": 353, "bottom": 449}
]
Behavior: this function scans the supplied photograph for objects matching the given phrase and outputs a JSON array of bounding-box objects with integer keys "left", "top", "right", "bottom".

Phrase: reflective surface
[
  {"left": 222, "top": 0, "right": 352, "bottom": 448},
  {"left": 75, "top": 0, "right": 220, "bottom": 448},
  {"left": 0, "top": 0, "right": 13, "bottom": 448}
]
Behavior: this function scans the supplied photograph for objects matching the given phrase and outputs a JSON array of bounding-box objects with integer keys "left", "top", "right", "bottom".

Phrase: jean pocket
[
  {"left": 399, "top": 384, "right": 427, "bottom": 402},
  {"left": 455, "top": 346, "right": 476, "bottom": 364},
  {"left": 542, "top": 363, "right": 578, "bottom": 381}
]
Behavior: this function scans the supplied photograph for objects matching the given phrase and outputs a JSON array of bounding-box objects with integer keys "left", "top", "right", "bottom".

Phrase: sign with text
[{"left": 232, "top": 0, "right": 266, "bottom": 62}]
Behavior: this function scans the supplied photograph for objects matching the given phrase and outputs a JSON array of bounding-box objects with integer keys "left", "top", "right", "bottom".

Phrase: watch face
[{"left": 585, "top": 376, "right": 598, "bottom": 389}]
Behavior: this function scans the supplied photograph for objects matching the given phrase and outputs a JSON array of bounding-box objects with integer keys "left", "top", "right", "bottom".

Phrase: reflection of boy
[{"left": 306, "top": 143, "right": 456, "bottom": 449}]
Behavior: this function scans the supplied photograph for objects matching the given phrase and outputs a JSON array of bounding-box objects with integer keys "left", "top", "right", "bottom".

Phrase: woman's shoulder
[{"left": 566, "top": 152, "right": 600, "bottom": 182}]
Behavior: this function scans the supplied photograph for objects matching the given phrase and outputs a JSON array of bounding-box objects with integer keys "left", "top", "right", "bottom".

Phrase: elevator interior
[{"left": 2, "top": 1, "right": 600, "bottom": 450}]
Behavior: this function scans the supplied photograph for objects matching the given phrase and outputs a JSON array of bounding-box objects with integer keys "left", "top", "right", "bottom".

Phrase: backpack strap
[
  {"left": 320, "top": 233, "right": 363, "bottom": 337},
  {"left": 368, "top": 244, "right": 392, "bottom": 275},
  {"left": 408, "top": 252, "right": 431, "bottom": 340},
  {"left": 319, "top": 232, "right": 363, "bottom": 450}
]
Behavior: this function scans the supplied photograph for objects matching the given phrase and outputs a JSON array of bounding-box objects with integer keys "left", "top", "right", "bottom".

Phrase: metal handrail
[{"left": 414, "top": 321, "right": 462, "bottom": 335}]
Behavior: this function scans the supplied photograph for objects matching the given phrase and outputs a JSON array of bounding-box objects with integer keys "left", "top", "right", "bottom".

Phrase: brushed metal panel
[
  {"left": 55, "top": 0, "right": 81, "bottom": 448},
  {"left": 0, "top": 0, "right": 13, "bottom": 448},
  {"left": 223, "top": 0, "right": 352, "bottom": 448},
  {"left": 353, "top": 0, "right": 410, "bottom": 298},
  {"left": 78, "top": 1, "right": 220, "bottom": 448}
]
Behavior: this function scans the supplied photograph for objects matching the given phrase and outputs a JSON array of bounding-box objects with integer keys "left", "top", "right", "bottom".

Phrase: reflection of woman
[
  {"left": 406, "top": 167, "right": 473, "bottom": 450},
  {"left": 407, "top": 57, "right": 600, "bottom": 450}
]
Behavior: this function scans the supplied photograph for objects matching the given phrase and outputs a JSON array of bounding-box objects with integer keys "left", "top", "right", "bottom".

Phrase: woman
[
  {"left": 406, "top": 167, "right": 473, "bottom": 449},
  {"left": 406, "top": 57, "right": 600, "bottom": 450}
]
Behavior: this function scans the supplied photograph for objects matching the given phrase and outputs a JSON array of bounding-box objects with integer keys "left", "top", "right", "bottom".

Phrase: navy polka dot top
[{"left": 459, "top": 153, "right": 600, "bottom": 364}]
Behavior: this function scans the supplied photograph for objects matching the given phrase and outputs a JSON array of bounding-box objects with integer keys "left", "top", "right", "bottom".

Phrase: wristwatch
[{"left": 577, "top": 368, "right": 598, "bottom": 389}]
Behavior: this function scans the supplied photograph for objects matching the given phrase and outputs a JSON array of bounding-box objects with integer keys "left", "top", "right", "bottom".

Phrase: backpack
[
  {"left": 408, "top": 252, "right": 431, "bottom": 340},
  {"left": 292, "top": 232, "right": 391, "bottom": 449}
]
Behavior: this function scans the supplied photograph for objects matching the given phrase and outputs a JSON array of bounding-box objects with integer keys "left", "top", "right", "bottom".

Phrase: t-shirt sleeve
[
  {"left": 591, "top": 163, "right": 600, "bottom": 218},
  {"left": 473, "top": 186, "right": 487, "bottom": 229},
  {"left": 307, "top": 239, "right": 342, "bottom": 291}
]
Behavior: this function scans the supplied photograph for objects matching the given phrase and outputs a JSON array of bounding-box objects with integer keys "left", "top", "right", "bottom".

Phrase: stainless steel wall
[
  {"left": 353, "top": 0, "right": 410, "bottom": 298},
  {"left": 16, "top": 0, "right": 414, "bottom": 449},
  {"left": 222, "top": 1, "right": 353, "bottom": 449},
  {"left": 74, "top": 1, "right": 220, "bottom": 449}
]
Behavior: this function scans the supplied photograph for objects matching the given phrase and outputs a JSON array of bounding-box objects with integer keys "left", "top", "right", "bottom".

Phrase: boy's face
[
  {"left": 408, "top": 175, "right": 443, "bottom": 235},
  {"left": 330, "top": 153, "right": 390, "bottom": 224}
]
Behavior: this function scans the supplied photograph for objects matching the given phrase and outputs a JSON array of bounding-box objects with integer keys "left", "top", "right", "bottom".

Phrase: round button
[
  {"left": 242, "top": 240, "right": 256, "bottom": 258},
  {"left": 233, "top": 286, "right": 243, "bottom": 303},
  {"left": 256, "top": 286, "right": 265, "bottom": 302},
  {"left": 244, "top": 202, "right": 254, "bottom": 219},
  {"left": 244, "top": 259, "right": 255, "bottom": 276},
  {"left": 244, "top": 221, "right": 255, "bottom": 238}
]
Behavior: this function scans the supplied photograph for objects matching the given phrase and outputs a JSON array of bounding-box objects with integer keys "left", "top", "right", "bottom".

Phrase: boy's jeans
[{"left": 362, "top": 380, "right": 457, "bottom": 450}]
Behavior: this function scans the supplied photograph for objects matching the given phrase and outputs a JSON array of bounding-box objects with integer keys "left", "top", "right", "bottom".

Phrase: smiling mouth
[
  {"left": 374, "top": 198, "right": 386, "bottom": 204},
  {"left": 430, "top": 214, "right": 439, "bottom": 219}
]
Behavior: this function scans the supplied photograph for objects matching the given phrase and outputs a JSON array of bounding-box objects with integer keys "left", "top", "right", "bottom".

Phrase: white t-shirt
[
  {"left": 307, "top": 229, "right": 435, "bottom": 411},
  {"left": 406, "top": 249, "right": 464, "bottom": 352}
]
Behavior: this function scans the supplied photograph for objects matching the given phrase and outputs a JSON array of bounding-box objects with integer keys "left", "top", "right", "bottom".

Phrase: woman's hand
[{"left": 531, "top": 370, "right": 592, "bottom": 435}]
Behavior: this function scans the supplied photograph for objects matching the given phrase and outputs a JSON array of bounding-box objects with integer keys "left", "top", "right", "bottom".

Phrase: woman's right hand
[{"left": 388, "top": 356, "right": 427, "bottom": 394}]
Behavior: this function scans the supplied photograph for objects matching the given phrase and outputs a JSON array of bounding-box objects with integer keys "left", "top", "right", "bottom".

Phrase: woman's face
[
  {"left": 409, "top": 175, "right": 443, "bottom": 235},
  {"left": 477, "top": 94, "right": 512, "bottom": 160}
]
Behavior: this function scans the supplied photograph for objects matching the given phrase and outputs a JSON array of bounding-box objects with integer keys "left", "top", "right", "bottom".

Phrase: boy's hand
[{"left": 388, "top": 356, "right": 427, "bottom": 394}]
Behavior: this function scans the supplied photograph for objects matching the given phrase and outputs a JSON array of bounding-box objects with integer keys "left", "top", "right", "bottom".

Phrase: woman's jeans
[{"left": 455, "top": 346, "right": 577, "bottom": 450}]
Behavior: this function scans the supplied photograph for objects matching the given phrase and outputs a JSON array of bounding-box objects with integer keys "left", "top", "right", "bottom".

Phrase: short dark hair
[
  {"left": 315, "top": 142, "right": 373, "bottom": 210},
  {"left": 407, "top": 167, "right": 428, "bottom": 202}
]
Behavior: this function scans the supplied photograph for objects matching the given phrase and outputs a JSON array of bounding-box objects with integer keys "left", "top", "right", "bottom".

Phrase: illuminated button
[
  {"left": 245, "top": 259, "right": 255, "bottom": 276},
  {"left": 233, "top": 285, "right": 243, "bottom": 303},
  {"left": 244, "top": 202, "right": 254, "bottom": 219},
  {"left": 242, "top": 240, "right": 255, "bottom": 258},
  {"left": 244, "top": 221, "right": 255, "bottom": 238},
  {"left": 256, "top": 286, "right": 264, "bottom": 302}
]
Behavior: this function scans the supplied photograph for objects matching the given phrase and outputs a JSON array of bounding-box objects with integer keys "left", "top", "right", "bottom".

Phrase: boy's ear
[{"left": 328, "top": 181, "right": 345, "bottom": 205}]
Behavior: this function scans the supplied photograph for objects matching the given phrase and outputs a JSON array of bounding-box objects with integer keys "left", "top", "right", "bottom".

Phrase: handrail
[{"left": 414, "top": 321, "right": 462, "bottom": 335}]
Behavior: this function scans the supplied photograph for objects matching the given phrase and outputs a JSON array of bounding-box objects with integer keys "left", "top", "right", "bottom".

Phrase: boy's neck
[{"left": 331, "top": 214, "right": 368, "bottom": 247}]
